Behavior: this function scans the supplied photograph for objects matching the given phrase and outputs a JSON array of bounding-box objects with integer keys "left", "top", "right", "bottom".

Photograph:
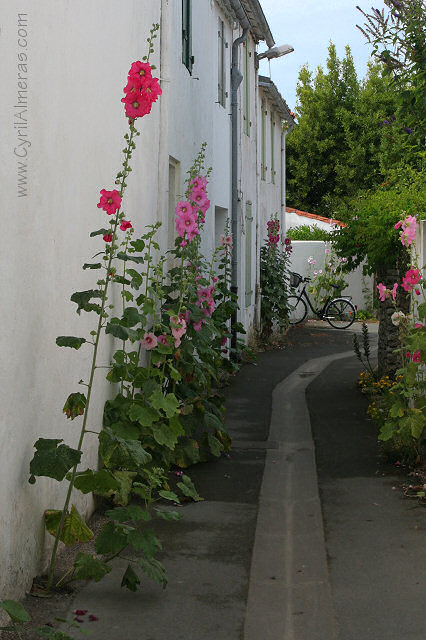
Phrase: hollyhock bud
[{"left": 103, "top": 234, "right": 113, "bottom": 243}]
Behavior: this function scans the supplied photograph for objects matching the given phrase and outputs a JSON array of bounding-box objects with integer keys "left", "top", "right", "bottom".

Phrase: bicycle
[{"left": 288, "top": 272, "right": 356, "bottom": 329}]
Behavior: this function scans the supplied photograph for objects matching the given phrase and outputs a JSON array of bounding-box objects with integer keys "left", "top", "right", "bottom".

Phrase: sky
[{"left": 257, "top": 0, "right": 376, "bottom": 111}]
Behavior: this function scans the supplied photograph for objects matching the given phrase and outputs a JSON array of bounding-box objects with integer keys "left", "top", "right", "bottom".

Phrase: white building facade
[{"left": 0, "top": 0, "right": 292, "bottom": 601}]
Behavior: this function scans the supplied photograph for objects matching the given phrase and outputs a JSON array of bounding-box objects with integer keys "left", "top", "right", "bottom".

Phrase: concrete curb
[{"left": 244, "top": 350, "right": 354, "bottom": 640}]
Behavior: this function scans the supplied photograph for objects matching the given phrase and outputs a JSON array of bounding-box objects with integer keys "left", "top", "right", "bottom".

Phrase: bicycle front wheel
[
  {"left": 325, "top": 299, "right": 356, "bottom": 329},
  {"left": 288, "top": 296, "right": 307, "bottom": 325}
]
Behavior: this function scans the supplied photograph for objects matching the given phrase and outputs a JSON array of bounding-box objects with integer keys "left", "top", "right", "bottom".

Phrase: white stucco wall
[
  {"left": 289, "top": 241, "right": 374, "bottom": 313},
  {"left": 0, "top": 0, "right": 161, "bottom": 602}
]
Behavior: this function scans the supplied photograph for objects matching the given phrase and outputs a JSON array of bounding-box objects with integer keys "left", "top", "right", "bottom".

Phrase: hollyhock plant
[
  {"left": 103, "top": 234, "right": 113, "bottom": 243},
  {"left": 189, "top": 175, "right": 208, "bottom": 191},
  {"left": 97, "top": 189, "right": 122, "bottom": 215},
  {"left": 395, "top": 214, "right": 417, "bottom": 247}
]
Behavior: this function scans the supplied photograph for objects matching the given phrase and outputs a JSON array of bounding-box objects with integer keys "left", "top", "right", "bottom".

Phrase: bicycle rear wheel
[
  {"left": 288, "top": 296, "right": 308, "bottom": 325},
  {"left": 325, "top": 299, "right": 356, "bottom": 329}
]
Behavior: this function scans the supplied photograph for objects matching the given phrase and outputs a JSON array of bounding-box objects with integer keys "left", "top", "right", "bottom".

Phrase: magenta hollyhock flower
[
  {"left": 127, "top": 61, "right": 153, "bottom": 85},
  {"left": 285, "top": 237, "right": 291, "bottom": 246},
  {"left": 394, "top": 220, "right": 402, "bottom": 230},
  {"left": 193, "top": 320, "right": 203, "bottom": 331},
  {"left": 140, "top": 332, "right": 158, "bottom": 350},
  {"left": 415, "top": 288, "right": 421, "bottom": 295},
  {"left": 88, "top": 615, "right": 99, "bottom": 623},
  {"left": 402, "top": 268, "right": 421, "bottom": 292},
  {"left": 170, "top": 316, "right": 186, "bottom": 340},
  {"left": 405, "top": 351, "right": 411, "bottom": 359},
  {"left": 377, "top": 283, "right": 388, "bottom": 302},
  {"left": 415, "top": 323, "right": 423, "bottom": 329},
  {"left": 158, "top": 334, "right": 169, "bottom": 346},
  {"left": 97, "top": 189, "right": 122, "bottom": 215},
  {"left": 120, "top": 219, "right": 132, "bottom": 231},
  {"left": 412, "top": 350, "right": 421, "bottom": 363},
  {"left": 139, "top": 76, "right": 162, "bottom": 110},
  {"left": 176, "top": 208, "right": 198, "bottom": 238},
  {"left": 221, "top": 336, "right": 227, "bottom": 346},
  {"left": 103, "top": 234, "right": 113, "bottom": 243},
  {"left": 220, "top": 234, "right": 233, "bottom": 249},
  {"left": 121, "top": 86, "right": 151, "bottom": 119}
]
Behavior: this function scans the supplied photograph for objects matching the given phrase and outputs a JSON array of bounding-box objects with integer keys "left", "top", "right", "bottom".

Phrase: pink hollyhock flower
[
  {"left": 412, "top": 350, "right": 421, "bottom": 363},
  {"left": 103, "top": 234, "right": 113, "bottom": 243},
  {"left": 396, "top": 214, "right": 417, "bottom": 247},
  {"left": 415, "top": 323, "right": 423, "bottom": 329},
  {"left": 120, "top": 219, "right": 132, "bottom": 231},
  {"left": 392, "top": 283, "right": 398, "bottom": 300},
  {"left": 140, "top": 332, "right": 158, "bottom": 350},
  {"left": 284, "top": 237, "right": 291, "bottom": 246},
  {"left": 170, "top": 316, "right": 186, "bottom": 339},
  {"left": 97, "top": 189, "right": 122, "bottom": 215},
  {"left": 189, "top": 175, "right": 208, "bottom": 191},
  {"left": 176, "top": 209, "right": 198, "bottom": 237},
  {"left": 324, "top": 247, "right": 330, "bottom": 254},
  {"left": 140, "top": 76, "right": 162, "bottom": 109},
  {"left": 174, "top": 337, "right": 181, "bottom": 348},
  {"left": 179, "top": 310, "right": 191, "bottom": 325},
  {"left": 402, "top": 268, "right": 421, "bottom": 292},
  {"left": 220, "top": 234, "right": 233, "bottom": 249},
  {"left": 394, "top": 220, "right": 402, "bottom": 230},
  {"left": 193, "top": 320, "right": 203, "bottom": 331},
  {"left": 158, "top": 334, "right": 169, "bottom": 346},
  {"left": 405, "top": 351, "right": 411, "bottom": 359},
  {"left": 377, "top": 283, "right": 388, "bottom": 302},
  {"left": 221, "top": 336, "right": 227, "bottom": 346},
  {"left": 213, "top": 276, "right": 218, "bottom": 283}
]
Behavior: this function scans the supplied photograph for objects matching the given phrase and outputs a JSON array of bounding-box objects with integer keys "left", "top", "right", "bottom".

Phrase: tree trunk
[{"left": 377, "top": 266, "right": 410, "bottom": 378}]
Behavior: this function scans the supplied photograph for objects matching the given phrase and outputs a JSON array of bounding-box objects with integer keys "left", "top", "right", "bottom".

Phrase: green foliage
[
  {"left": 332, "top": 166, "right": 426, "bottom": 274},
  {"left": 0, "top": 600, "right": 30, "bottom": 624},
  {"left": 286, "top": 43, "right": 403, "bottom": 216},
  {"left": 357, "top": 1, "right": 426, "bottom": 147},
  {"left": 29, "top": 439, "right": 82, "bottom": 483},
  {"left": 73, "top": 552, "right": 112, "bottom": 582},
  {"left": 286, "top": 224, "right": 331, "bottom": 241}
]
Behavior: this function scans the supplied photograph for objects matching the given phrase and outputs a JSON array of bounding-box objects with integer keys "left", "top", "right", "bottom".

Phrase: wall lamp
[{"left": 257, "top": 44, "right": 294, "bottom": 60}]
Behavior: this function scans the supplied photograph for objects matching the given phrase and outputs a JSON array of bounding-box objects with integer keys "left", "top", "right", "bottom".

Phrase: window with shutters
[
  {"left": 243, "top": 42, "right": 250, "bottom": 136},
  {"left": 270, "top": 111, "right": 275, "bottom": 184},
  {"left": 245, "top": 203, "right": 253, "bottom": 308},
  {"left": 218, "top": 18, "right": 226, "bottom": 107},
  {"left": 261, "top": 99, "right": 266, "bottom": 180},
  {"left": 182, "top": 0, "right": 193, "bottom": 74}
]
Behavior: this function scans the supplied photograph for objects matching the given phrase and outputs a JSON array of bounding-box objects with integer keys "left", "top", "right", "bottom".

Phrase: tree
[
  {"left": 286, "top": 43, "right": 402, "bottom": 217},
  {"left": 332, "top": 166, "right": 426, "bottom": 375},
  {"left": 357, "top": 1, "right": 426, "bottom": 147}
]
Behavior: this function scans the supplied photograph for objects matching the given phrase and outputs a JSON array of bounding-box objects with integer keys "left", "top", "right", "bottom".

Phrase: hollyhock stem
[{"left": 46, "top": 124, "right": 137, "bottom": 591}]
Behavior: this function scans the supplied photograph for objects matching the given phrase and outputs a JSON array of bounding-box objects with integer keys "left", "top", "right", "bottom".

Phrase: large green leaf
[
  {"left": 105, "top": 505, "right": 150, "bottom": 523},
  {"left": 94, "top": 470, "right": 137, "bottom": 506},
  {"left": 62, "top": 392, "right": 86, "bottom": 420},
  {"left": 116, "top": 252, "right": 144, "bottom": 264},
  {"left": 158, "top": 489, "right": 179, "bottom": 502},
  {"left": 95, "top": 521, "right": 131, "bottom": 555},
  {"left": 29, "top": 438, "right": 81, "bottom": 483},
  {"left": 44, "top": 505, "right": 94, "bottom": 546},
  {"left": 82, "top": 263, "right": 102, "bottom": 270},
  {"left": 127, "top": 529, "right": 161, "bottom": 557},
  {"left": 137, "top": 557, "right": 167, "bottom": 588},
  {"left": 56, "top": 336, "right": 86, "bottom": 350},
  {"left": 121, "top": 564, "right": 140, "bottom": 592},
  {"left": 171, "top": 439, "right": 201, "bottom": 468},
  {"left": 177, "top": 475, "right": 203, "bottom": 502},
  {"left": 0, "top": 600, "right": 30, "bottom": 623},
  {"left": 70, "top": 290, "right": 103, "bottom": 314},
  {"left": 128, "top": 403, "right": 159, "bottom": 427},
  {"left": 204, "top": 412, "right": 223, "bottom": 431},
  {"left": 152, "top": 422, "right": 179, "bottom": 450},
  {"left": 71, "top": 469, "right": 120, "bottom": 495},
  {"left": 122, "top": 307, "right": 142, "bottom": 328},
  {"left": 90, "top": 227, "right": 110, "bottom": 237},
  {"left": 105, "top": 322, "right": 139, "bottom": 341},
  {"left": 99, "top": 428, "right": 151, "bottom": 470},
  {"left": 73, "top": 552, "right": 112, "bottom": 582},
  {"left": 207, "top": 433, "right": 223, "bottom": 457},
  {"left": 379, "top": 422, "right": 396, "bottom": 442},
  {"left": 150, "top": 391, "right": 179, "bottom": 418}
]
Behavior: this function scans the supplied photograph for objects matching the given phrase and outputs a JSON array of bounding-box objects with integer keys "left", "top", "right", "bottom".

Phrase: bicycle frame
[{"left": 294, "top": 284, "right": 332, "bottom": 319}]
